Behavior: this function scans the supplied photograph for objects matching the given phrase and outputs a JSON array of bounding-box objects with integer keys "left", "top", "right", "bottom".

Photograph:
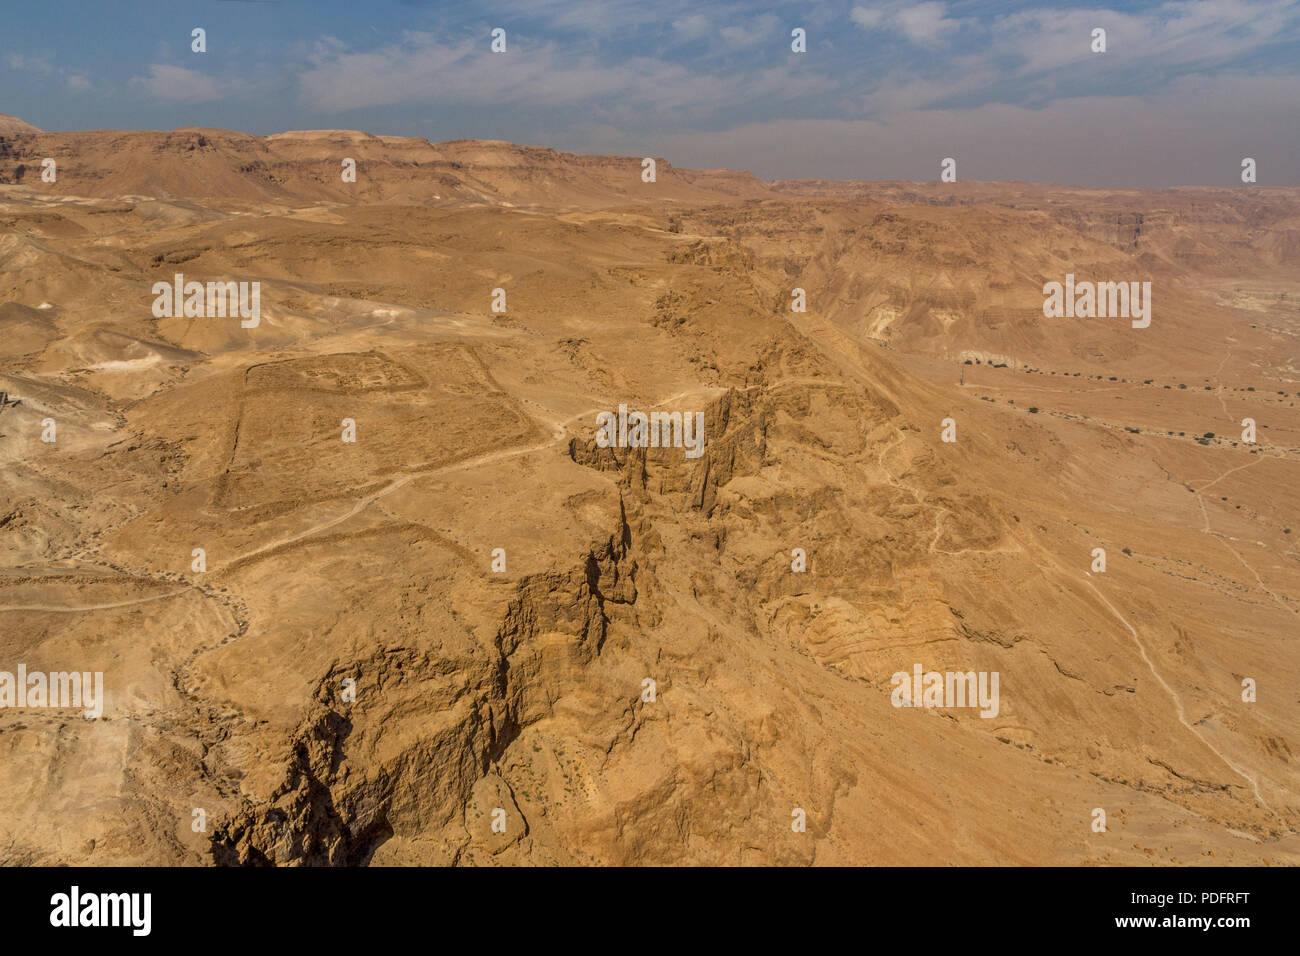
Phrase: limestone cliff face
[{"left": 210, "top": 505, "right": 639, "bottom": 866}]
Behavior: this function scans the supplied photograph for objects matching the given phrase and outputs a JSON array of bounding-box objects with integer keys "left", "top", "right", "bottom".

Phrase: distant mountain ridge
[{"left": 0, "top": 119, "right": 771, "bottom": 208}]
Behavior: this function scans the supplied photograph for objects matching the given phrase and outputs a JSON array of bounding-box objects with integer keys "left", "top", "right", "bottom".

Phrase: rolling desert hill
[
  {"left": 0, "top": 114, "right": 41, "bottom": 136},
  {"left": 0, "top": 124, "right": 771, "bottom": 208},
  {"left": 1, "top": 117, "right": 1297, "bottom": 865}
]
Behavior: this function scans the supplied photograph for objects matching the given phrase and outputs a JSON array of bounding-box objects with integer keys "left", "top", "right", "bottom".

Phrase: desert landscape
[{"left": 1, "top": 112, "right": 1297, "bottom": 865}]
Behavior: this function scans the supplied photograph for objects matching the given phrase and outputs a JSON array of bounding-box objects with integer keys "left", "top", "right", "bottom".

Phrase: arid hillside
[
  {"left": 1, "top": 120, "right": 1297, "bottom": 865},
  {"left": 0, "top": 123, "right": 769, "bottom": 208}
]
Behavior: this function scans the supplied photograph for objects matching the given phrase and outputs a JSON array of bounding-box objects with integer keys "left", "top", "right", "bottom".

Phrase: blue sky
[{"left": 3, "top": 0, "right": 1298, "bottom": 185}]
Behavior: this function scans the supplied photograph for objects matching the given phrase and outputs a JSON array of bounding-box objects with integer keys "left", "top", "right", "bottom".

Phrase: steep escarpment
[{"left": 208, "top": 504, "right": 640, "bottom": 866}]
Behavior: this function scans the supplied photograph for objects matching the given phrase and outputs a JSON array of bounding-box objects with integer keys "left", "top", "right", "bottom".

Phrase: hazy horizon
[
  {"left": 2, "top": 0, "right": 1298, "bottom": 188},
  {"left": 8, "top": 112, "right": 1297, "bottom": 192}
]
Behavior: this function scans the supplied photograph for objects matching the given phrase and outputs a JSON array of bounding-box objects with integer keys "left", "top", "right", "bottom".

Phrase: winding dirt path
[
  {"left": 0, "top": 586, "right": 190, "bottom": 613},
  {"left": 1080, "top": 577, "right": 1270, "bottom": 810},
  {"left": 1031, "top": 536, "right": 1272, "bottom": 812},
  {"left": 1190, "top": 451, "right": 1299, "bottom": 617}
]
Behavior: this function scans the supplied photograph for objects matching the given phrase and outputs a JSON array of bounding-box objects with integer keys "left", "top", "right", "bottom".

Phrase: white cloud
[
  {"left": 296, "top": 31, "right": 831, "bottom": 118},
  {"left": 837, "top": 0, "right": 1300, "bottom": 118},
  {"left": 4, "top": 53, "right": 54, "bottom": 74},
  {"left": 992, "top": 0, "right": 1298, "bottom": 77},
  {"left": 128, "top": 64, "right": 248, "bottom": 103},
  {"left": 894, "top": 2, "right": 958, "bottom": 44},
  {"left": 850, "top": 7, "right": 884, "bottom": 30},
  {"left": 501, "top": 0, "right": 672, "bottom": 36},
  {"left": 718, "top": 14, "right": 781, "bottom": 49},
  {"left": 6, "top": 51, "right": 96, "bottom": 97},
  {"left": 850, "top": 2, "right": 959, "bottom": 44},
  {"left": 672, "top": 14, "right": 711, "bottom": 40}
]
